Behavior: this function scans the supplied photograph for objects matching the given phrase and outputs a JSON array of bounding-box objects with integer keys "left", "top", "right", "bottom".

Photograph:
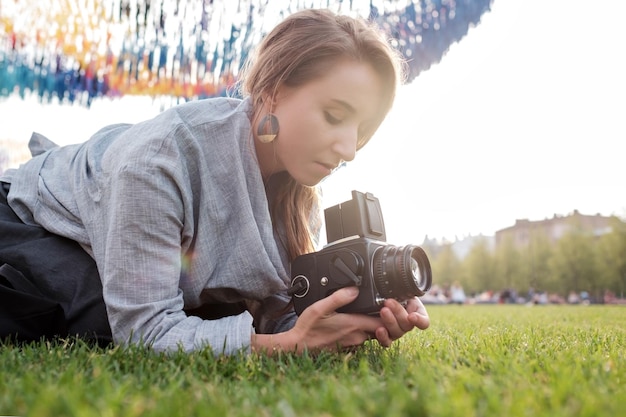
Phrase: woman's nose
[{"left": 333, "top": 128, "right": 358, "bottom": 162}]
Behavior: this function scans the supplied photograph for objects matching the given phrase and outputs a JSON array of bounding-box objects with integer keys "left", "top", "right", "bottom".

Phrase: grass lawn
[{"left": 1, "top": 305, "right": 624, "bottom": 417}]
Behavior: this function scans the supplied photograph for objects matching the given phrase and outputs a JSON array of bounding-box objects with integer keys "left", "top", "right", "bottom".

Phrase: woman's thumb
[{"left": 322, "top": 286, "right": 359, "bottom": 314}]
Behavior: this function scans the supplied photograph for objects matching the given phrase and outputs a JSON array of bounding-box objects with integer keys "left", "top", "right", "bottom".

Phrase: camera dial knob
[
  {"left": 289, "top": 275, "right": 310, "bottom": 298},
  {"left": 329, "top": 251, "right": 363, "bottom": 287}
]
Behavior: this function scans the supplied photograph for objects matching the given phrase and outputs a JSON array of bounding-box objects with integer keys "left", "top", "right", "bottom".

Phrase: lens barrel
[{"left": 373, "top": 245, "right": 432, "bottom": 299}]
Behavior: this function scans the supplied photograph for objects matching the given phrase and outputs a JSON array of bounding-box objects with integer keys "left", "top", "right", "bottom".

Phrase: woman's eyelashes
[{"left": 324, "top": 111, "right": 342, "bottom": 125}]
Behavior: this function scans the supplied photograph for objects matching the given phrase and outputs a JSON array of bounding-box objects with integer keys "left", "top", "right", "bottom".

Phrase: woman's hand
[
  {"left": 374, "top": 296, "right": 430, "bottom": 347},
  {"left": 251, "top": 287, "right": 430, "bottom": 354}
]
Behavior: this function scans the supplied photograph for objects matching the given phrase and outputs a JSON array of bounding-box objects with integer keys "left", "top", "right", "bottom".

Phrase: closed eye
[{"left": 324, "top": 111, "right": 342, "bottom": 125}]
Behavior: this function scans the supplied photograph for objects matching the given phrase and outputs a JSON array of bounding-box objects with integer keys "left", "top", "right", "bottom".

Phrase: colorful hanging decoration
[{"left": 0, "top": 0, "right": 493, "bottom": 107}]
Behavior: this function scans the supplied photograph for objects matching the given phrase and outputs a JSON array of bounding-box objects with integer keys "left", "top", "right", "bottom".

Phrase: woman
[{"left": 0, "top": 9, "right": 429, "bottom": 354}]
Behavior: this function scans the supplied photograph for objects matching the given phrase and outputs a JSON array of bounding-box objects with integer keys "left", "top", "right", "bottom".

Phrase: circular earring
[{"left": 257, "top": 114, "right": 280, "bottom": 143}]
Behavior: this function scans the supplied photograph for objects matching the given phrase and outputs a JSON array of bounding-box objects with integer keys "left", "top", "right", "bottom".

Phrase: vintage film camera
[{"left": 289, "top": 190, "right": 432, "bottom": 315}]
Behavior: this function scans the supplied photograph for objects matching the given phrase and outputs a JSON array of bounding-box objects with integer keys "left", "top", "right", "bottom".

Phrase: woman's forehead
[{"left": 307, "top": 60, "right": 384, "bottom": 114}]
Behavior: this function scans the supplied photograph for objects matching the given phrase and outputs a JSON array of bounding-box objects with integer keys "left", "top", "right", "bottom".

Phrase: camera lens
[{"left": 373, "top": 245, "right": 432, "bottom": 299}]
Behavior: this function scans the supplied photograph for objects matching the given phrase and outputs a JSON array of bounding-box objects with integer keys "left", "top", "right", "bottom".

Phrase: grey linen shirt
[{"left": 2, "top": 97, "right": 299, "bottom": 354}]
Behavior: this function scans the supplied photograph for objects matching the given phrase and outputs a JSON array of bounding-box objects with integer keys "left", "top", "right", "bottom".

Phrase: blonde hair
[{"left": 239, "top": 9, "right": 404, "bottom": 261}]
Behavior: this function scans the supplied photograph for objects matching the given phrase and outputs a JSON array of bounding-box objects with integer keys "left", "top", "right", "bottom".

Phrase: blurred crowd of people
[{"left": 422, "top": 283, "right": 626, "bottom": 306}]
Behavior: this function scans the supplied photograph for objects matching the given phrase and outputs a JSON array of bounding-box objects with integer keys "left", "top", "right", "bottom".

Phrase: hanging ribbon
[{"left": 0, "top": 0, "right": 493, "bottom": 107}]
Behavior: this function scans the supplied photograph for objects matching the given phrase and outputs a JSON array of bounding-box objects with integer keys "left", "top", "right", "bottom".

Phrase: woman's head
[
  {"left": 238, "top": 9, "right": 404, "bottom": 260},
  {"left": 241, "top": 8, "right": 404, "bottom": 150}
]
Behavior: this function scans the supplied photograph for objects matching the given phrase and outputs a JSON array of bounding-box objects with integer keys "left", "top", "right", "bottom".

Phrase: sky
[
  {"left": 1, "top": 0, "right": 625, "bottom": 246},
  {"left": 321, "top": 0, "right": 626, "bottom": 245}
]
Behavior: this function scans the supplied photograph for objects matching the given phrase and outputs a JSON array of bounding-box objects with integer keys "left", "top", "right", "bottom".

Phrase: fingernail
[{"left": 345, "top": 286, "right": 359, "bottom": 297}]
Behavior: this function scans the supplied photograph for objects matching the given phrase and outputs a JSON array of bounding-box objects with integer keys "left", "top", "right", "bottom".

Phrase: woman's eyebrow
[{"left": 330, "top": 98, "right": 356, "bottom": 114}]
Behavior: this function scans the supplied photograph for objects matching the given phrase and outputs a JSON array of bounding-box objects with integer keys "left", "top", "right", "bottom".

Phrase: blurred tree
[
  {"left": 548, "top": 216, "right": 599, "bottom": 297},
  {"left": 493, "top": 234, "right": 523, "bottom": 292},
  {"left": 461, "top": 237, "right": 494, "bottom": 294},
  {"left": 518, "top": 228, "right": 553, "bottom": 296},
  {"left": 431, "top": 243, "right": 462, "bottom": 288},
  {"left": 428, "top": 216, "right": 626, "bottom": 301},
  {"left": 595, "top": 216, "right": 626, "bottom": 298}
]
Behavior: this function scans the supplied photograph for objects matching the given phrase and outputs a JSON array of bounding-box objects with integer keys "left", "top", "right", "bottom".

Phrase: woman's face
[{"left": 255, "top": 60, "right": 385, "bottom": 186}]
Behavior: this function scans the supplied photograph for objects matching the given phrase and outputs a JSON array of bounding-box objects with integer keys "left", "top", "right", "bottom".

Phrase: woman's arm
[{"left": 92, "top": 155, "right": 257, "bottom": 354}]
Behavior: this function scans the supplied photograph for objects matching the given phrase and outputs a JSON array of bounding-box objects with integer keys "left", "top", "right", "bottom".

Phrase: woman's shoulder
[
  {"left": 170, "top": 96, "right": 250, "bottom": 125},
  {"left": 101, "top": 97, "right": 249, "bottom": 155}
]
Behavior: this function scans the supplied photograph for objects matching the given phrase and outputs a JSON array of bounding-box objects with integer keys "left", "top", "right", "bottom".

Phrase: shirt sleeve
[{"left": 91, "top": 160, "right": 253, "bottom": 355}]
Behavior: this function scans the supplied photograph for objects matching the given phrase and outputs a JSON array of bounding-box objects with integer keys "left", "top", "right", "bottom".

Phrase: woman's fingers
[
  {"left": 408, "top": 297, "right": 431, "bottom": 330},
  {"left": 375, "top": 327, "right": 392, "bottom": 348},
  {"left": 377, "top": 297, "right": 431, "bottom": 341},
  {"left": 295, "top": 290, "right": 431, "bottom": 352}
]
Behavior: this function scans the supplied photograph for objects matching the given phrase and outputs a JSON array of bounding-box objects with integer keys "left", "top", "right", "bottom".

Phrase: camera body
[{"left": 289, "top": 191, "right": 432, "bottom": 316}]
